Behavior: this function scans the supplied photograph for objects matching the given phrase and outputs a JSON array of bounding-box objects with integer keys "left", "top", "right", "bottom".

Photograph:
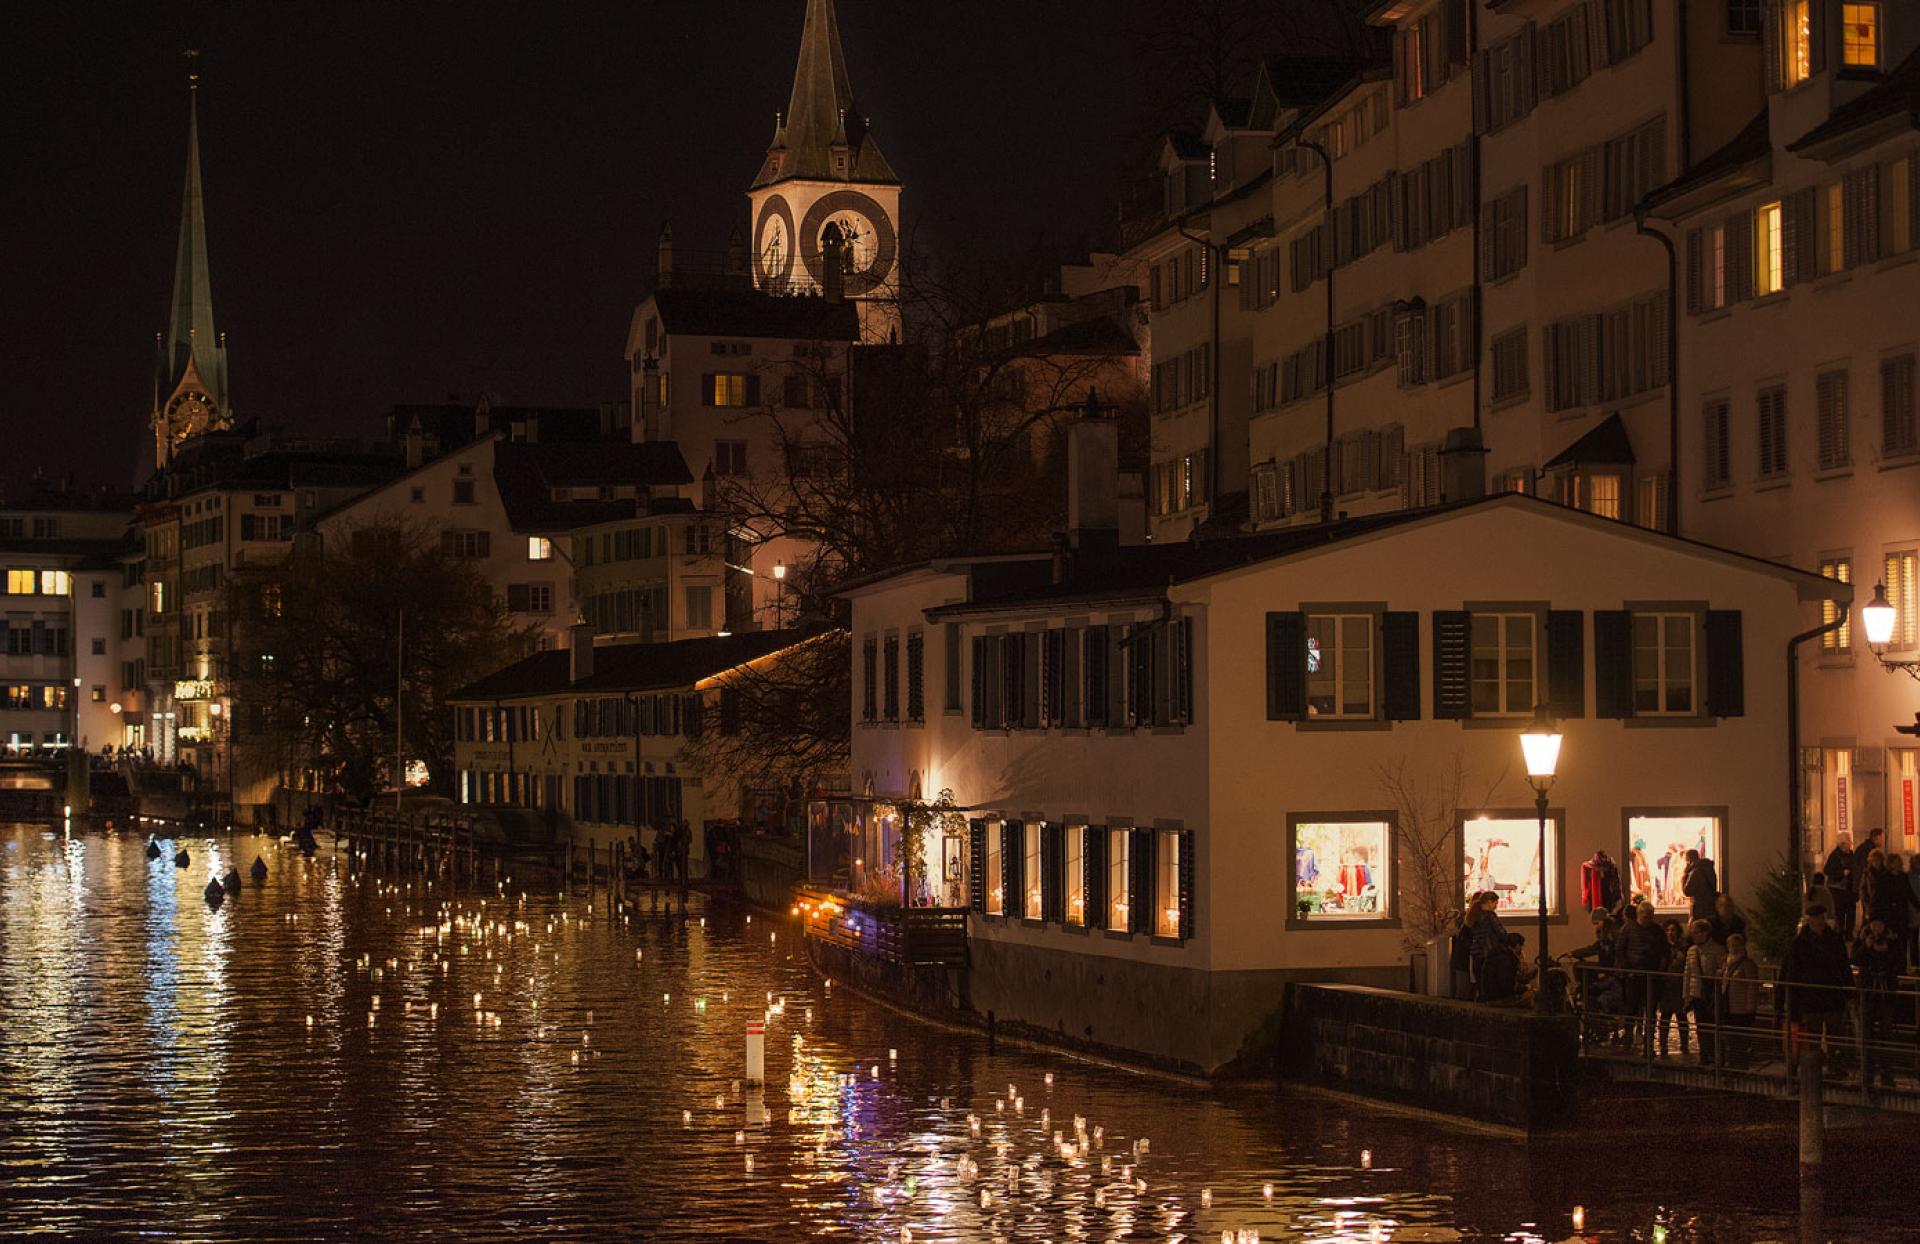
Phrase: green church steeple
[{"left": 153, "top": 53, "right": 230, "bottom": 468}]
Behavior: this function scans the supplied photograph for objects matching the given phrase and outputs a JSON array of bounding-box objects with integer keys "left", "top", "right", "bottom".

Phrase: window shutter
[
  {"left": 700, "top": 374, "right": 717, "bottom": 406},
  {"left": 1705, "top": 610, "right": 1745, "bottom": 718},
  {"left": 1002, "top": 634, "right": 1023, "bottom": 729},
  {"left": 1043, "top": 628, "right": 1065, "bottom": 726},
  {"left": 1266, "top": 611, "right": 1306, "bottom": 720},
  {"left": 1176, "top": 616, "right": 1194, "bottom": 724},
  {"left": 1084, "top": 625, "right": 1109, "bottom": 727},
  {"left": 968, "top": 820, "right": 987, "bottom": 912},
  {"left": 1042, "top": 824, "right": 1062, "bottom": 923},
  {"left": 1783, "top": 189, "right": 1803, "bottom": 286},
  {"left": 1382, "top": 611, "right": 1422, "bottom": 720},
  {"left": 1003, "top": 821, "right": 1022, "bottom": 915},
  {"left": 1432, "top": 609, "right": 1472, "bottom": 719},
  {"left": 1546, "top": 610, "right": 1586, "bottom": 718},
  {"left": 1684, "top": 228, "right": 1703, "bottom": 313},
  {"left": 1085, "top": 827, "right": 1107, "bottom": 931},
  {"left": 1131, "top": 829, "right": 1153, "bottom": 935},
  {"left": 744, "top": 374, "right": 761, "bottom": 405},
  {"left": 1727, "top": 211, "right": 1752, "bottom": 303},
  {"left": 969, "top": 636, "right": 985, "bottom": 728},
  {"left": 1593, "top": 610, "right": 1634, "bottom": 719},
  {"left": 1178, "top": 829, "right": 1195, "bottom": 941}
]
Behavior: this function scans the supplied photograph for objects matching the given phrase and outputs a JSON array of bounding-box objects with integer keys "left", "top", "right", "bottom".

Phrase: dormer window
[{"left": 1843, "top": 4, "right": 1880, "bottom": 67}]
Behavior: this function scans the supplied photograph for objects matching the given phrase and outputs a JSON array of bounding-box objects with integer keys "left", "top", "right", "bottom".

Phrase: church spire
[
  {"left": 752, "top": 0, "right": 896, "bottom": 188},
  {"left": 164, "top": 52, "right": 227, "bottom": 413}
]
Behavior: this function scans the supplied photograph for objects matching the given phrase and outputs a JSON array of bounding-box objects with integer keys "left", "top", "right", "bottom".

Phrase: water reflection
[{"left": 0, "top": 823, "right": 1908, "bottom": 1241}]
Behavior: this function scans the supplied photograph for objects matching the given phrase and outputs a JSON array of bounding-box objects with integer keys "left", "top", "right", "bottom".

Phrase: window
[
  {"left": 684, "top": 586, "right": 712, "bottom": 630},
  {"left": 882, "top": 635, "right": 900, "bottom": 722},
  {"left": 1883, "top": 354, "right": 1918, "bottom": 457},
  {"left": 41, "top": 685, "right": 68, "bottom": 711},
  {"left": 1542, "top": 156, "right": 1584, "bottom": 243},
  {"left": 1462, "top": 815, "right": 1561, "bottom": 914},
  {"left": 714, "top": 440, "right": 748, "bottom": 477},
  {"left": 528, "top": 537, "right": 552, "bottom": 561},
  {"left": 90, "top": 685, "right": 105, "bottom": 703},
  {"left": 1842, "top": 4, "right": 1880, "bottom": 68},
  {"left": 90, "top": 580, "right": 105, "bottom": 599},
  {"left": 1757, "top": 385, "right": 1789, "bottom": 478},
  {"left": 1626, "top": 814, "right": 1723, "bottom": 912},
  {"left": 1819, "top": 556, "right": 1852, "bottom": 651},
  {"left": 1825, "top": 182, "right": 1845, "bottom": 273},
  {"left": 1727, "top": 0, "right": 1763, "bottom": 36},
  {"left": 1107, "top": 828, "right": 1132, "bottom": 930},
  {"left": 1636, "top": 473, "right": 1670, "bottom": 531},
  {"left": 1581, "top": 471, "right": 1622, "bottom": 520},
  {"left": 39, "top": 571, "right": 70, "bottom": 596},
  {"left": 1884, "top": 550, "right": 1918, "bottom": 649},
  {"left": 90, "top": 638, "right": 106, "bottom": 656},
  {"left": 985, "top": 820, "right": 1005, "bottom": 915},
  {"left": 905, "top": 631, "right": 924, "bottom": 723},
  {"left": 1305, "top": 613, "right": 1373, "bottom": 718},
  {"left": 1470, "top": 613, "right": 1536, "bottom": 716},
  {"left": 707, "top": 374, "right": 753, "bottom": 406},
  {"left": 1780, "top": 0, "right": 1813, "bottom": 86},
  {"left": 1483, "top": 188, "right": 1528, "bottom": 281},
  {"left": 1816, "top": 369, "right": 1851, "bottom": 470},
  {"left": 1292, "top": 819, "right": 1392, "bottom": 921},
  {"left": 1023, "top": 822, "right": 1043, "bottom": 919},
  {"left": 452, "top": 480, "right": 476, "bottom": 505},
  {"left": 1154, "top": 829, "right": 1182, "bottom": 937},
  {"left": 1065, "top": 825, "right": 1086, "bottom": 926},
  {"left": 1755, "top": 201, "right": 1784, "bottom": 294},
  {"left": 1631, "top": 612, "right": 1696, "bottom": 715},
  {"left": 5, "top": 569, "right": 33, "bottom": 595},
  {"left": 441, "top": 530, "right": 491, "bottom": 559}
]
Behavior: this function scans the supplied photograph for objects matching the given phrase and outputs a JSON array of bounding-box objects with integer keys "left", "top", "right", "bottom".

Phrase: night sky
[{"left": 0, "top": 2, "right": 1154, "bottom": 493}]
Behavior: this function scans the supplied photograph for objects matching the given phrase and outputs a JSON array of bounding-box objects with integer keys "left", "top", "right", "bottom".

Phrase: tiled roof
[
  {"left": 451, "top": 629, "right": 817, "bottom": 701},
  {"left": 1544, "top": 413, "right": 1636, "bottom": 468},
  {"left": 1789, "top": 45, "right": 1920, "bottom": 153},
  {"left": 491, "top": 441, "right": 691, "bottom": 533},
  {"left": 651, "top": 287, "right": 861, "bottom": 341},
  {"left": 1641, "top": 108, "right": 1772, "bottom": 214}
]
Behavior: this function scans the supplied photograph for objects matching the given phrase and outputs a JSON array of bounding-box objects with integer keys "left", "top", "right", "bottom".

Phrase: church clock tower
[
  {"left": 748, "top": 0, "right": 902, "bottom": 343},
  {"left": 152, "top": 58, "right": 232, "bottom": 470}
]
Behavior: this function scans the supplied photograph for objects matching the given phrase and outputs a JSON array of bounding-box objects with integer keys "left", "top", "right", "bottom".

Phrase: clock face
[
  {"left": 799, "top": 190, "right": 896, "bottom": 294},
  {"left": 755, "top": 195, "right": 796, "bottom": 284}
]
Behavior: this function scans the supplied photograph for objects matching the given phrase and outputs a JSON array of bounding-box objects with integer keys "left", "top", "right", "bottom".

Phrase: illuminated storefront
[
  {"left": 1460, "top": 813, "right": 1562, "bottom": 914},
  {"left": 1288, "top": 816, "right": 1394, "bottom": 922},
  {"left": 1625, "top": 811, "right": 1724, "bottom": 911}
]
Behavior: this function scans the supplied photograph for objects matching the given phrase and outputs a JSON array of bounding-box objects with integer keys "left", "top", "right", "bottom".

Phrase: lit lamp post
[
  {"left": 772, "top": 560, "right": 787, "bottom": 630},
  {"left": 1860, "top": 582, "right": 1915, "bottom": 674},
  {"left": 1520, "top": 704, "right": 1563, "bottom": 1015}
]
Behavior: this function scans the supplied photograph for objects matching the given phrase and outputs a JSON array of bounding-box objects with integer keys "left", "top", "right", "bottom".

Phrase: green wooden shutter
[
  {"left": 968, "top": 819, "right": 986, "bottom": 913},
  {"left": 1178, "top": 829, "right": 1195, "bottom": 940},
  {"left": 1432, "top": 610, "right": 1471, "bottom": 718},
  {"left": 1546, "top": 610, "right": 1586, "bottom": 717},
  {"left": 1266, "top": 611, "right": 1306, "bottom": 720},
  {"left": 1382, "top": 611, "right": 1422, "bottom": 719},
  {"left": 1594, "top": 610, "right": 1634, "bottom": 718},
  {"left": 1705, "top": 610, "right": 1744, "bottom": 717}
]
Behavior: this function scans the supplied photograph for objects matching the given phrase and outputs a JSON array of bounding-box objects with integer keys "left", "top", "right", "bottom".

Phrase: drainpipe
[
  {"left": 1296, "top": 137, "right": 1336, "bottom": 524},
  {"left": 1174, "top": 219, "right": 1225, "bottom": 514},
  {"left": 1787, "top": 612, "right": 1848, "bottom": 870},
  {"left": 1467, "top": 0, "right": 1483, "bottom": 432},
  {"left": 1633, "top": 205, "right": 1681, "bottom": 534},
  {"left": 1675, "top": 0, "right": 1694, "bottom": 172}
]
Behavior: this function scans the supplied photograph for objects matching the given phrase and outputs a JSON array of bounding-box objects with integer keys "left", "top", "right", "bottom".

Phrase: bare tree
[
  {"left": 682, "top": 629, "right": 851, "bottom": 825},
  {"left": 1377, "top": 751, "right": 1510, "bottom": 952}
]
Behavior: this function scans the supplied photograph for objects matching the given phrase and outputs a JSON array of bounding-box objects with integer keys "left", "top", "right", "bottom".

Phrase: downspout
[
  {"left": 1296, "top": 137, "right": 1336, "bottom": 523},
  {"left": 1676, "top": 0, "right": 1694, "bottom": 172},
  {"left": 1174, "top": 219, "right": 1225, "bottom": 514},
  {"left": 1787, "top": 611, "right": 1848, "bottom": 870},
  {"left": 1467, "top": 0, "right": 1483, "bottom": 432},
  {"left": 1634, "top": 205, "right": 1681, "bottom": 534}
]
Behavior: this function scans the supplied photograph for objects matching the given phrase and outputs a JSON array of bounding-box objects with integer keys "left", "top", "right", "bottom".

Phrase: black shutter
[
  {"left": 1002, "top": 635, "right": 1023, "bottom": 730},
  {"left": 1176, "top": 616, "right": 1194, "bottom": 724},
  {"left": 968, "top": 820, "right": 986, "bottom": 912},
  {"left": 683, "top": 694, "right": 703, "bottom": 739},
  {"left": 1266, "top": 611, "right": 1306, "bottom": 720},
  {"left": 1546, "top": 610, "right": 1586, "bottom": 717},
  {"left": 1084, "top": 625, "right": 1109, "bottom": 727},
  {"left": 1382, "top": 610, "right": 1421, "bottom": 719},
  {"left": 1432, "top": 610, "right": 1471, "bottom": 719},
  {"left": 1130, "top": 625, "right": 1153, "bottom": 726},
  {"left": 1594, "top": 610, "right": 1634, "bottom": 719},
  {"left": 1044, "top": 629, "right": 1065, "bottom": 725},
  {"left": 1705, "top": 610, "right": 1744, "bottom": 717},
  {"left": 1085, "top": 827, "right": 1107, "bottom": 930},
  {"left": 1042, "top": 824, "right": 1063, "bottom": 922},
  {"left": 1177, "top": 829, "right": 1195, "bottom": 940},
  {"left": 1131, "top": 829, "right": 1154, "bottom": 934},
  {"left": 744, "top": 374, "right": 761, "bottom": 405},
  {"left": 1003, "top": 821, "right": 1023, "bottom": 917},
  {"left": 970, "top": 636, "right": 986, "bottom": 728}
]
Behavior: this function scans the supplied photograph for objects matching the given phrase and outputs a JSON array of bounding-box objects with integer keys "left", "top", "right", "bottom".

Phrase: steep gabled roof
[
  {"left": 1790, "top": 43, "right": 1920, "bottom": 158},
  {"left": 491, "top": 440, "right": 691, "bottom": 533},
  {"left": 752, "top": 0, "right": 897, "bottom": 188},
  {"left": 451, "top": 629, "right": 817, "bottom": 700},
  {"left": 1641, "top": 108, "right": 1772, "bottom": 218},
  {"left": 164, "top": 85, "right": 229, "bottom": 412}
]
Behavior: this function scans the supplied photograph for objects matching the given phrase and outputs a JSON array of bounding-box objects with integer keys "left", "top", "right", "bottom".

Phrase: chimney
[
  {"left": 657, "top": 221, "right": 674, "bottom": 289},
  {"left": 568, "top": 622, "right": 596, "bottom": 684},
  {"left": 1066, "top": 388, "right": 1119, "bottom": 560},
  {"left": 821, "top": 223, "right": 845, "bottom": 303},
  {"left": 1439, "top": 425, "right": 1489, "bottom": 504},
  {"left": 403, "top": 418, "right": 424, "bottom": 470}
]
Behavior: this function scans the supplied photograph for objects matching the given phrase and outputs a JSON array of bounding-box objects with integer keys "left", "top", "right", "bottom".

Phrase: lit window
[
  {"left": 985, "top": 820, "right": 1004, "bottom": 915},
  {"left": 1470, "top": 614, "right": 1536, "bottom": 716},
  {"left": 1023, "top": 822, "right": 1043, "bottom": 919},
  {"left": 528, "top": 537, "right": 552, "bottom": 561},
  {"left": 1293, "top": 819, "right": 1391, "bottom": 920},
  {"left": 1627, "top": 814, "right": 1723, "bottom": 912},
  {"left": 710, "top": 374, "right": 752, "bottom": 406},
  {"left": 39, "top": 570, "right": 70, "bottom": 596},
  {"left": 150, "top": 582, "right": 166, "bottom": 614},
  {"left": 1884, "top": 550, "right": 1919, "bottom": 648},
  {"left": 1584, "top": 472, "right": 1621, "bottom": 520},
  {"left": 1108, "top": 828, "right": 1132, "bottom": 929},
  {"left": 1842, "top": 4, "right": 1880, "bottom": 68},
  {"left": 1305, "top": 613, "right": 1374, "bottom": 718},
  {"left": 1631, "top": 612, "right": 1697, "bottom": 715},
  {"left": 1826, "top": 182, "right": 1845, "bottom": 273},
  {"left": 1462, "top": 816, "right": 1561, "bottom": 915},
  {"left": 1756, "top": 200, "right": 1784, "bottom": 295},
  {"left": 5, "top": 569, "right": 33, "bottom": 595},
  {"left": 1783, "top": 0, "right": 1813, "bottom": 84},
  {"left": 1154, "top": 828, "right": 1182, "bottom": 937},
  {"left": 1709, "top": 225, "right": 1727, "bottom": 307},
  {"left": 1065, "top": 825, "right": 1086, "bottom": 925},
  {"left": 1819, "top": 557, "right": 1852, "bottom": 651}
]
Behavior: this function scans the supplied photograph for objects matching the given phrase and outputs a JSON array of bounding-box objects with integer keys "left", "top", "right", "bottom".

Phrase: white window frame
[
  {"left": 1065, "top": 825, "right": 1086, "bottom": 926},
  {"left": 1819, "top": 555, "right": 1852, "bottom": 652},
  {"left": 1460, "top": 813, "right": 1563, "bottom": 916},
  {"left": 1022, "top": 822, "right": 1043, "bottom": 919},
  {"left": 985, "top": 821, "right": 1005, "bottom": 916},
  {"left": 1108, "top": 828, "right": 1132, "bottom": 930},
  {"left": 1631, "top": 611, "right": 1698, "bottom": 716},
  {"left": 1304, "top": 612, "right": 1375, "bottom": 719},
  {"left": 1469, "top": 612, "right": 1538, "bottom": 717},
  {"left": 1154, "top": 828, "right": 1181, "bottom": 937}
]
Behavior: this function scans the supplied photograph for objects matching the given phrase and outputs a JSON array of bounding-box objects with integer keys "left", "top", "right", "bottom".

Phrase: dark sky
[{"left": 0, "top": 1, "right": 1150, "bottom": 493}]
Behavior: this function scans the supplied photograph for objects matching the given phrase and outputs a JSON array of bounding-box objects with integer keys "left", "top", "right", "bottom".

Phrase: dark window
[
  {"left": 905, "top": 632, "right": 925, "bottom": 723},
  {"left": 861, "top": 636, "right": 877, "bottom": 722},
  {"left": 882, "top": 635, "right": 900, "bottom": 722}
]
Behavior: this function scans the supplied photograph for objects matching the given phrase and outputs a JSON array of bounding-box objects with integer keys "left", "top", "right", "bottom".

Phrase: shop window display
[
  {"left": 1293, "top": 819, "right": 1391, "bottom": 919},
  {"left": 1626, "top": 815, "right": 1721, "bottom": 911},
  {"left": 1461, "top": 816, "right": 1560, "bottom": 914}
]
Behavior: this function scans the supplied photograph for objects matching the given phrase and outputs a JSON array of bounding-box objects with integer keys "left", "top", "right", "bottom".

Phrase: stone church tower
[
  {"left": 152, "top": 62, "right": 232, "bottom": 470},
  {"left": 748, "top": 0, "right": 902, "bottom": 343}
]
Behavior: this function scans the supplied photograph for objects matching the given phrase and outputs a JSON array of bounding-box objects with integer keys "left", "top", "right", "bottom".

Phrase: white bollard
[{"left": 745, "top": 1019, "right": 766, "bottom": 1085}]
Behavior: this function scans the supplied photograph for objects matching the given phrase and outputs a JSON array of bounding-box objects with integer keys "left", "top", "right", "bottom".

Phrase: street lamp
[
  {"left": 772, "top": 560, "right": 787, "bottom": 630},
  {"left": 1520, "top": 703, "right": 1563, "bottom": 1015}
]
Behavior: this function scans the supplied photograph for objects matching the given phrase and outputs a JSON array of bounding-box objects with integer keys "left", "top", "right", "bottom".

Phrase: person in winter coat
[
  {"left": 1805, "top": 872, "right": 1838, "bottom": 921},
  {"left": 1465, "top": 892, "right": 1523, "bottom": 1001},
  {"left": 1824, "top": 837, "right": 1859, "bottom": 939},
  {"left": 1853, "top": 918, "right": 1904, "bottom": 1086},
  {"left": 1655, "top": 920, "right": 1689, "bottom": 1057},
  {"left": 1682, "top": 919, "right": 1728, "bottom": 1065},
  {"left": 1721, "top": 933, "right": 1761, "bottom": 1068},
  {"left": 1618, "top": 902, "right": 1670, "bottom": 1041},
  {"left": 1710, "top": 894, "right": 1748, "bottom": 945},
  {"left": 1680, "top": 850, "right": 1718, "bottom": 921},
  {"left": 1777, "top": 905, "right": 1853, "bottom": 1057}
]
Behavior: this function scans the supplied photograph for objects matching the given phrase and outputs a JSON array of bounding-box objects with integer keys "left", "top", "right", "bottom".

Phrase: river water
[{"left": 0, "top": 824, "right": 1906, "bottom": 1242}]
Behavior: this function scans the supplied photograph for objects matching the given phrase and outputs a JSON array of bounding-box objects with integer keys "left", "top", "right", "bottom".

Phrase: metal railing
[{"left": 1566, "top": 960, "right": 1920, "bottom": 1109}]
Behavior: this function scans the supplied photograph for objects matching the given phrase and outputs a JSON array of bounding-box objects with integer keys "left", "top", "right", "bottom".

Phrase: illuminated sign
[{"left": 173, "top": 679, "right": 214, "bottom": 701}]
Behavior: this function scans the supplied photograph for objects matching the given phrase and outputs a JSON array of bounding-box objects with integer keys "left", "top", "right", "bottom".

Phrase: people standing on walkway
[
  {"left": 1682, "top": 919, "right": 1728, "bottom": 1066},
  {"left": 1778, "top": 904, "right": 1853, "bottom": 1062},
  {"left": 1619, "top": 902, "right": 1669, "bottom": 1045},
  {"left": 1655, "top": 919, "right": 1688, "bottom": 1057},
  {"left": 1852, "top": 917, "right": 1903, "bottom": 1087},
  {"left": 1824, "top": 836, "right": 1859, "bottom": 940},
  {"left": 1681, "top": 850, "right": 1718, "bottom": 921},
  {"left": 1464, "top": 891, "right": 1522, "bottom": 1002},
  {"left": 1805, "top": 871, "right": 1838, "bottom": 922},
  {"left": 1721, "top": 933, "right": 1761, "bottom": 1068}
]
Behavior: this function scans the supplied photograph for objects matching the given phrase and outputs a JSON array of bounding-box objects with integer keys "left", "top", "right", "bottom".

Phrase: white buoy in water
[
  {"left": 1201, "top": 1187, "right": 1213, "bottom": 1207},
  {"left": 745, "top": 1020, "right": 766, "bottom": 1085}
]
